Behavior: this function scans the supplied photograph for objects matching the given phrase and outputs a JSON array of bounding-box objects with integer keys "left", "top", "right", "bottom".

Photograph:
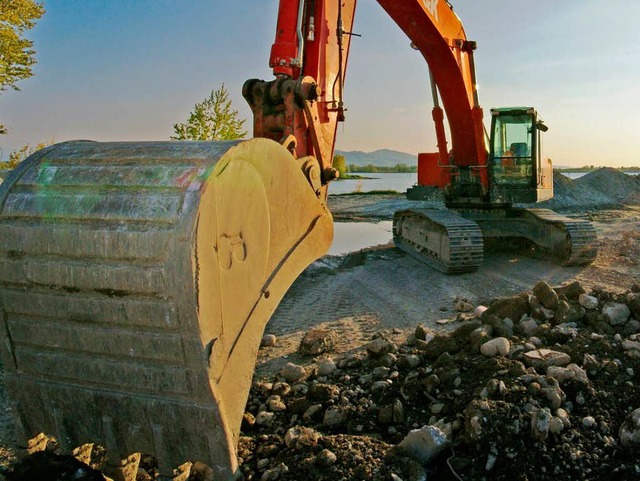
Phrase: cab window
[{"left": 491, "top": 114, "right": 533, "bottom": 184}]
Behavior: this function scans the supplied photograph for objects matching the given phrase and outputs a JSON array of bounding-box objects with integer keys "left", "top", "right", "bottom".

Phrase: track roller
[
  {"left": 393, "top": 208, "right": 484, "bottom": 274},
  {"left": 459, "top": 207, "right": 598, "bottom": 267}
]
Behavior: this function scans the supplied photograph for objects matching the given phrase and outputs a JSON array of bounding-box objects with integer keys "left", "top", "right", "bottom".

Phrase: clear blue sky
[{"left": 2, "top": 0, "right": 639, "bottom": 167}]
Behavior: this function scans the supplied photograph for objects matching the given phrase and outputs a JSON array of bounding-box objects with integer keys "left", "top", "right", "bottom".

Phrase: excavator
[{"left": 0, "top": 0, "right": 598, "bottom": 479}]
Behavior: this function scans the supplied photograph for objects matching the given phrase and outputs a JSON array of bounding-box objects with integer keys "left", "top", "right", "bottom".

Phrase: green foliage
[
  {"left": 349, "top": 163, "right": 417, "bottom": 173},
  {"left": 332, "top": 154, "right": 349, "bottom": 177},
  {"left": 6, "top": 140, "right": 52, "bottom": 168},
  {"left": 0, "top": 0, "right": 45, "bottom": 93},
  {"left": 172, "top": 84, "right": 247, "bottom": 141}
]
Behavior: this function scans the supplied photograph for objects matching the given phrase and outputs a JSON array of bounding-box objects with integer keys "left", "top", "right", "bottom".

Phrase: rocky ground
[
  {"left": 239, "top": 280, "right": 640, "bottom": 481},
  {"left": 1, "top": 168, "right": 640, "bottom": 480},
  {"left": 5, "top": 280, "right": 640, "bottom": 481}
]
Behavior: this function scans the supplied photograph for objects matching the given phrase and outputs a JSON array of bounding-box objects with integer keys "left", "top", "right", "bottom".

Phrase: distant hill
[{"left": 335, "top": 149, "right": 416, "bottom": 168}]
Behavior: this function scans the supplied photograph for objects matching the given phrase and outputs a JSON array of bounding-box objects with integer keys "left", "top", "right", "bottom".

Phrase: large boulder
[
  {"left": 554, "top": 281, "right": 585, "bottom": 301},
  {"left": 482, "top": 293, "right": 530, "bottom": 323},
  {"left": 480, "top": 337, "right": 510, "bottom": 357},
  {"left": 365, "top": 337, "right": 398, "bottom": 358},
  {"left": 533, "top": 281, "right": 559, "bottom": 309},
  {"left": 299, "top": 328, "right": 337, "bottom": 356},
  {"left": 398, "top": 425, "right": 450, "bottom": 466},
  {"left": 579, "top": 294, "right": 599, "bottom": 310},
  {"left": 619, "top": 408, "right": 640, "bottom": 447},
  {"left": 627, "top": 293, "right": 640, "bottom": 318},
  {"left": 602, "top": 302, "right": 631, "bottom": 326}
]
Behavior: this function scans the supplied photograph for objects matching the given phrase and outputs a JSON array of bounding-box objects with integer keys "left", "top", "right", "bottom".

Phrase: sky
[{"left": 1, "top": 0, "right": 639, "bottom": 167}]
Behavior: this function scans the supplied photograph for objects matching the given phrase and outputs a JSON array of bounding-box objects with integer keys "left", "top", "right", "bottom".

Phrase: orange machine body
[{"left": 246, "top": 0, "right": 488, "bottom": 194}]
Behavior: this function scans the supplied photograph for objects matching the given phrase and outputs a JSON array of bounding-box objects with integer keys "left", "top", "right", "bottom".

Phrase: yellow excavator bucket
[{"left": 0, "top": 138, "right": 333, "bottom": 478}]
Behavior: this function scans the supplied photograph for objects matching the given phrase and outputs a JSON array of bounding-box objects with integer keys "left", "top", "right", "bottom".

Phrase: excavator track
[
  {"left": 456, "top": 207, "right": 598, "bottom": 268},
  {"left": 393, "top": 209, "right": 484, "bottom": 274},
  {"left": 0, "top": 139, "right": 332, "bottom": 478},
  {"left": 522, "top": 209, "right": 598, "bottom": 265}
]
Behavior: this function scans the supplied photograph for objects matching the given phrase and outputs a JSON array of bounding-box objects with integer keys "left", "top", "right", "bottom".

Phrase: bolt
[{"left": 323, "top": 168, "right": 339, "bottom": 183}]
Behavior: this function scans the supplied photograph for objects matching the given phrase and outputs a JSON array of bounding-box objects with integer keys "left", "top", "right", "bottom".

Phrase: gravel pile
[
  {"left": 574, "top": 168, "right": 640, "bottom": 204},
  {"left": 5, "top": 281, "right": 640, "bottom": 481},
  {"left": 542, "top": 168, "right": 640, "bottom": 209},
  {"left": 538, "top": 171, "right": 612, "bottom": 209},
  {"left": 238, "top": 280, "right": 640, "bottom": 481}
]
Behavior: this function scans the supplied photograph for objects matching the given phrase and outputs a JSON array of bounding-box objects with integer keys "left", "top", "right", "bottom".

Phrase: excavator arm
[
  {"left": 246, "top": 0, "right": 487, "bottom": 190},
  {"left": 244, "top": 0, "right": 358, "bottom": 189}
]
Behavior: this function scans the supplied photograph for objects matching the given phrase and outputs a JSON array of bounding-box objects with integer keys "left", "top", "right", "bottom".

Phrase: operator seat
[{"left": 510, "top": 142, "right": 529, "bottom": 158}]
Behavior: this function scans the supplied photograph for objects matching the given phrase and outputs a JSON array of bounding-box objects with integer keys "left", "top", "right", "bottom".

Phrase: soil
[
  {"left": 1, "top": 168, "right": 640, "bottom": 480},
  {"left": 240, "top": 311, "right": 640, "bottom": 481}
]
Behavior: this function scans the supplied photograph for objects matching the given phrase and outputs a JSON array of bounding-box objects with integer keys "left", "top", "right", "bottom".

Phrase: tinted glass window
[{"left": 492, "top": 114, "right": 533, "bottom": 185}]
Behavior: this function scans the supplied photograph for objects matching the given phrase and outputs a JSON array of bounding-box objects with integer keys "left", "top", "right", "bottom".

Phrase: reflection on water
[
  {"left": 329, "top": 173, "right": 416, "bottom": 195},
  {"left": 328, "top": 221, "right": 393, "bottom": 256}
]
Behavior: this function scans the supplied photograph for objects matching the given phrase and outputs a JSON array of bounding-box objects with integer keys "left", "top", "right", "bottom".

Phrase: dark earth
[{"left": 235, "top": 280, "right": 640, "bottom": 481}]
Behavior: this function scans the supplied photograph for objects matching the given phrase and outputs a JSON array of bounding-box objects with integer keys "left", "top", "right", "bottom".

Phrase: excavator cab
[{"left": 489, "top": 107, "right": 553, "bottom": 204}]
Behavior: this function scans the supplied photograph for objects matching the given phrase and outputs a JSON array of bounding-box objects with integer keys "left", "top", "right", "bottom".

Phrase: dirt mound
[
  {"left": 541, "top": 168, "right": 640, "bottom": 209},
  {"left": 575, "top": 168, "right": 640, "bottom": 204},
  {"left": 538, "top": 171, "right": 624, "bottom": 210}
]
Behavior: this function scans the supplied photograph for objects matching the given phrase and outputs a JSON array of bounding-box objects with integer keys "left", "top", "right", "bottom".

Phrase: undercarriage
[{"left": 393, "top": 207, "right": 598, "bottom": 273}]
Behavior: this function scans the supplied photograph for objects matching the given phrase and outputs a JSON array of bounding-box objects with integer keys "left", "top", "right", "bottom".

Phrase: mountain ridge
[{"left": 335, "top": 149, "right": 417, "bottom": 167}]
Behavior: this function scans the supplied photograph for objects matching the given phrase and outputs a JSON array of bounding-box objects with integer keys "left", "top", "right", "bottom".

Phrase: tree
[
  {"left": 6, "top": 140, "right": 52, "bottom": 168},
  {"left": 332, "top": 154, "right": 349, "bottom": 177},
  {"left": 0, "top": 0, "right": 46, "bottom": 134},
  {"left": 172, "top": 84, "right": 247, "bottom": 141}
]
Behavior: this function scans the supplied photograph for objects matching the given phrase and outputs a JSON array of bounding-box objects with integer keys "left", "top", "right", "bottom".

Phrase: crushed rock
[{"left": 5, "top": 280, "right": 640, "bottom": 481}]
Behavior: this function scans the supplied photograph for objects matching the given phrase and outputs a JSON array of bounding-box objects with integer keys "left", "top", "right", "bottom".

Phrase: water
[
  {"left": 328, "top": 171, "right": 640, "bottom": 194},
  {"left": 328, "top": 173, "right": 406, "bottom": 255},
  {"left": 328, "top": 221, "right": 393, "bottom": 256},
  {"left": 329, "top": 172, "right": 416, "bottom": 195},
  {"left": 563, "top": 172, "right": 586, "bottom": 180}
]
